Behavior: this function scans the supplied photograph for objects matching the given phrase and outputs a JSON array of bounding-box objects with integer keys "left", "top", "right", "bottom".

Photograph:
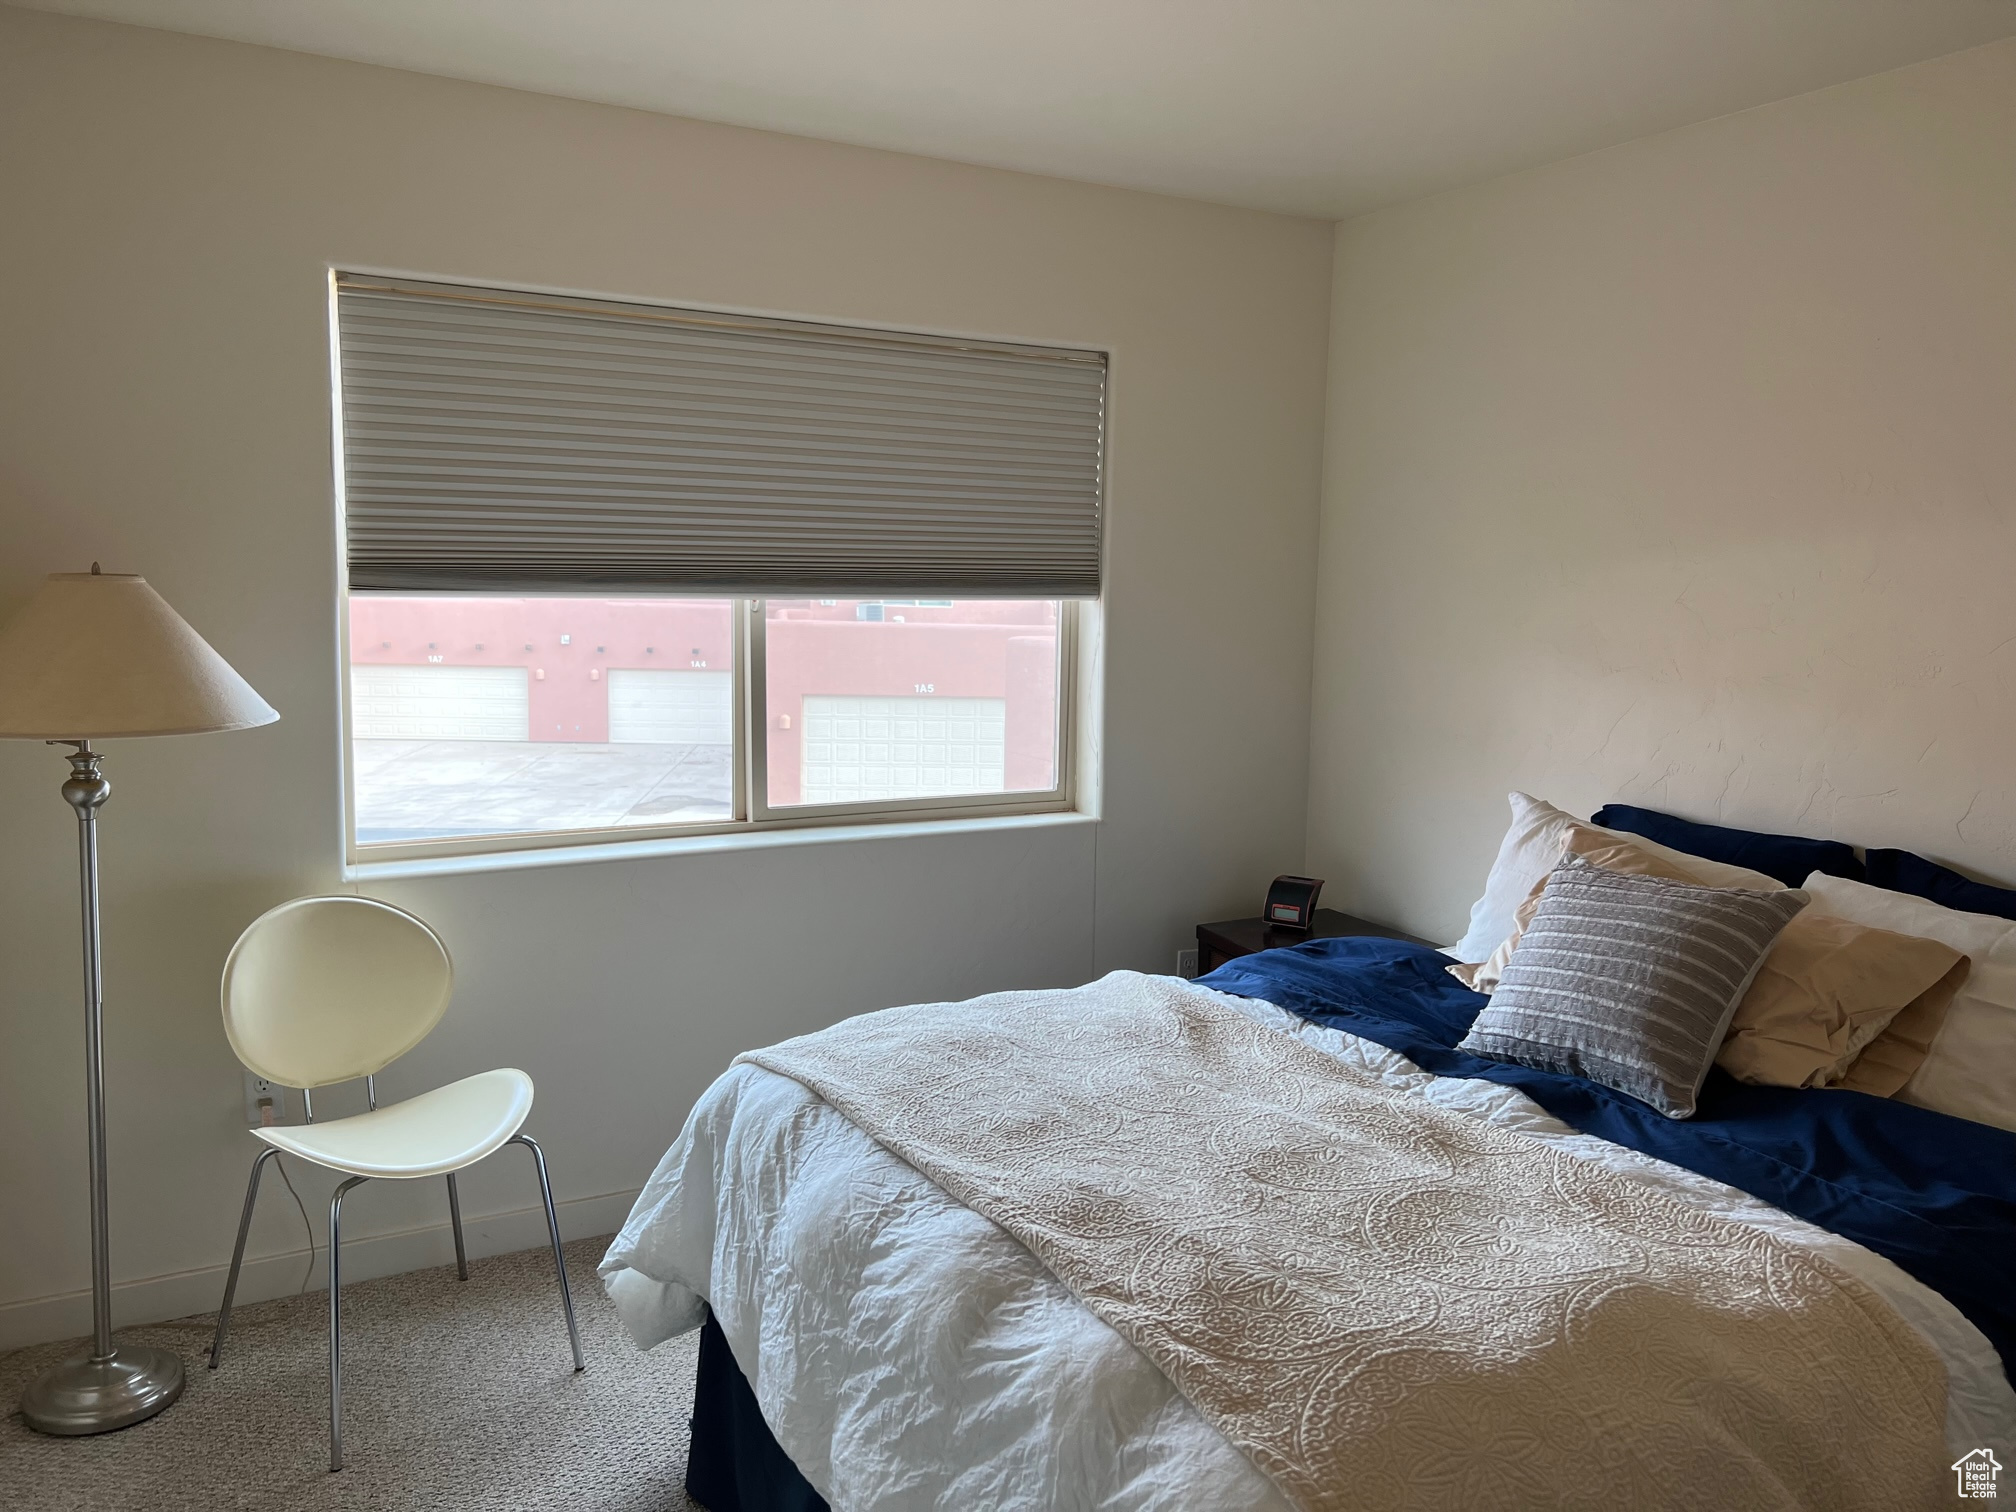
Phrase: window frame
[{"left": 335, "top": 590, "right": 1082, "bottom": 866}]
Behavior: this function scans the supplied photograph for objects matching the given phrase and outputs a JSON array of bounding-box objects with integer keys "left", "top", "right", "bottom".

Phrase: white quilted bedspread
[{"left": 602, "top": 974, "right": 2016, "bottom": 1511}]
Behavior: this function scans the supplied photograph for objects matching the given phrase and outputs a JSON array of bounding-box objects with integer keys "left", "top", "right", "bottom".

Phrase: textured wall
[
  {"left": 1308, "top": 37, "right": 2016, "bottom": 945},
  {"left": 0, "top": 9, "right": 1332, "bottom": 1341}
]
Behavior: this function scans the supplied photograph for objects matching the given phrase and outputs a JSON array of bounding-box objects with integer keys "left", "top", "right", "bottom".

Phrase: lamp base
[{"left": 20, "top": 1344, "right": 184, "bottom": 1435}]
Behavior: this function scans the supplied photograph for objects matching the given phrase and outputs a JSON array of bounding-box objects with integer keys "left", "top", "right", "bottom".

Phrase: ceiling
[{"left": 17, "top": 1, "right": 2016, "bottom": 218}]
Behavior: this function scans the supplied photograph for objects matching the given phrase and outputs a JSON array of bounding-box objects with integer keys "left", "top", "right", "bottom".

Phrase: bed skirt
[{"left": 687, "top": 1309, "right": 829, "bottom": 1512}]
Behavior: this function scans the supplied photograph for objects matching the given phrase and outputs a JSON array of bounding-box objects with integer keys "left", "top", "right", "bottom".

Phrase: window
[
  {"left": 759, "top": 599, "right": 1061, "bottom": 811},
  {"left": 347, "top": 595, "right": 736, "bottom": 845},
  {"left": 344, "top": 593, "right": 1070, "bottom": 848},
  {"left": 333, "top": 275, "right": 1101, "bottom": 859}
]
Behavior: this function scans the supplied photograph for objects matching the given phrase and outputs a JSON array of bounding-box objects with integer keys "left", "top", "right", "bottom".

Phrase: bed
[{"left": 601, "top": 928, "right": 2016, "bottom": 1511}]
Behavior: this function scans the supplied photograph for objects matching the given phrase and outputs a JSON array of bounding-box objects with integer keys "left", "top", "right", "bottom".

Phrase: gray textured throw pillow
[{"left": 1458, "top": 855, "right": 1809, "bottom": 1118}]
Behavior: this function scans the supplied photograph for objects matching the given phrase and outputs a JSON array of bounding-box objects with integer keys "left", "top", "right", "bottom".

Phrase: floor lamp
[{"left": 0, "top": 567, "right": 278, "bottom": 1436}]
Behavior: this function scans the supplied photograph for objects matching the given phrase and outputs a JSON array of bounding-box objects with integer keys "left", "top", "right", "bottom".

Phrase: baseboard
[{"left": 0, "top": 1187, "right": 641, "bottom": 1354}]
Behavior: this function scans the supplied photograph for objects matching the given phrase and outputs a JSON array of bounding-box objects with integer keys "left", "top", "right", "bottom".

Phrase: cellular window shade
[{"left": 336, "top": 276, "right": 1106, "bottom": 597}]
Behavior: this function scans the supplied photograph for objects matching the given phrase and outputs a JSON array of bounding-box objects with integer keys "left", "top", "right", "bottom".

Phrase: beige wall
[
  {"left": 0, "top": 9, "right": 1333, "bottom": 1343},
  {"left": 1309, "top": 37, "right": 2016, "bottom": 945}
]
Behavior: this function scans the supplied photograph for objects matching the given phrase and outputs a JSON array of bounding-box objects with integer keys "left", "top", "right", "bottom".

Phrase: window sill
[{"left": 341, "top": 808, "right": 1098, "bottom": 883}]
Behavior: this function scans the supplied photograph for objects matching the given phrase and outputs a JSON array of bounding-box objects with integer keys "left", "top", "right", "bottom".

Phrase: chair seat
[{"left": 252, "top": 1069, "right": 534, "bottom": 1179}]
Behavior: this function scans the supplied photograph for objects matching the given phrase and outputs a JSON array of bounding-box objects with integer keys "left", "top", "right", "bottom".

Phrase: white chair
[{"left": 207, "top": 895, "right": 583, "bottom": 1472}]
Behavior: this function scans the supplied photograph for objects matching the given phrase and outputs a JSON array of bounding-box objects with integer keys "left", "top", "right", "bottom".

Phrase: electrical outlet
[
  {"left": 1175, "top": 948, "right": 1199, "bottom": 979},
  {"left": 244, "top": 1071, "right": 289, "bottom": 1127}
]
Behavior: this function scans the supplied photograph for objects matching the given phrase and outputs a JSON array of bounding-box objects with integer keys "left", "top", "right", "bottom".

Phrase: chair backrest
[{"left": 222, "top": 896, "right": 453, "bottom": 1089}]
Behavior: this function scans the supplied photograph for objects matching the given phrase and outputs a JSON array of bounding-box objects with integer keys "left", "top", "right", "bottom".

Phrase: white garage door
[
  {"left": 350, "top": 665, "right": 529, "bottom": 740},
  {"left": 800, "top": 695, "right": 1005, "bottom": 804},
  {"left": 607, "top": 669, "right": 733, "bottom": 744}
]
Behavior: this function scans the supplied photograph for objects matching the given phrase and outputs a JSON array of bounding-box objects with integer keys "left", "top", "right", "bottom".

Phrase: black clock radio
[{"left": 1263, "top": 875, "right": 1325, "bottom": 930}]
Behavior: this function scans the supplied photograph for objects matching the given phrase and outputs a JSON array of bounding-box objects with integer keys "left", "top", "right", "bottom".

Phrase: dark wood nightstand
[{"left": 1195, "top": 908, "right": 1435, "bottom": 976}]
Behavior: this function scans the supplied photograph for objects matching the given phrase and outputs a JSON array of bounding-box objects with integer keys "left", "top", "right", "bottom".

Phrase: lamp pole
[
  {"left": 19, "top": 743, "right": 186, "bottom": 1434},
  {"left": 67, "top": 742, "right": 115, "bottom": 1366}
]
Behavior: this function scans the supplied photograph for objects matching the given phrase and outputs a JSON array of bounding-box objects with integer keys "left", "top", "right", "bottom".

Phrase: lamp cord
[{"left": 273, "top": 1157, "right": 316, "bottom": 1294}]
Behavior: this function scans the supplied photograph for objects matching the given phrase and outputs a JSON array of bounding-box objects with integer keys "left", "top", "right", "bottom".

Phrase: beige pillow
[
  {"left": 1802, "top": 872, "right": 2016, "bottom": 1120},
  {"left": 1833, "top": 988, "right": 1953, "bottom": 1096},
  {"left": 1448, "top": 824, "right": 1779, "bottom": 993},
  {"left": 1450, "top": 824, "right": 1967, "bottom": 1091},
  {"left": 1449, "top": 794, "right": 1786, "bottom": 965},
  {"left": 1722, "top": 914, "right": 1967, "bottom": 1090}
]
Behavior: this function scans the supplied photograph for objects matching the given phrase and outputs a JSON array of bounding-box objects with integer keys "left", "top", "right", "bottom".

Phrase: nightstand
[{"left": 1194, "top": 908, "right": 1435, "bottom": 976}]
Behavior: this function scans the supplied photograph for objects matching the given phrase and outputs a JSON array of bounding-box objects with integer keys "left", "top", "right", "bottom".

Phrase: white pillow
[
  {"left": 1802, "top": 871, "right": 2016, "bottom": 1131},
  {"left": 1450, "top": 793, "right": 1781, "bottom": 963}
]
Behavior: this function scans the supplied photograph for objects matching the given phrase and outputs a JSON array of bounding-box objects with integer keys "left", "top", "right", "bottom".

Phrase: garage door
[
  {"left": 800, "top": 695, "right": 1005, "bottom": 804},
  {"left": 607, "top": 669, "right": 733, "bottom": 744},
  {"left": 350, "top": 665, "right": 529, "bottom": 740}
]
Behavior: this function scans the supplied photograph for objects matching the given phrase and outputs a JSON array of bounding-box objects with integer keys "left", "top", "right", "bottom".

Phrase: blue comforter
[{"left": 1202, "top": 936, "right": 2016, "bottom": 1374}]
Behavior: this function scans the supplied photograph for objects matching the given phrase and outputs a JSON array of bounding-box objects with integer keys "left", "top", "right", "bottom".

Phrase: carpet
[{"left": 0, "top": 1237, "right": 703, "bottom": 1511}]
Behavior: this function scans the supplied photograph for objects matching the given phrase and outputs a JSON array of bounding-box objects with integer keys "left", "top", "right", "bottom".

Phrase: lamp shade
[{"left": 0, "top": 572, "right": 279, "bottom": 739}]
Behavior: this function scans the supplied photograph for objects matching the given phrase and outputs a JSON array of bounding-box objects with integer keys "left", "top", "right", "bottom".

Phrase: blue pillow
[
  {"left": 1589, "top": 804, "right": 1863, "bottom": 889},
  {"left": 1864, "top": 848, "right": 2016, "bottom": 922}
]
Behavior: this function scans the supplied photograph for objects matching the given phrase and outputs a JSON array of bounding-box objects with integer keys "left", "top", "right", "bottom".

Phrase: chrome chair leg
[
  {"left": 445, "top": 1173, "right": 469, "bottom": 1281},
  {"left": 210, "top": 1147, "right": 281, "bottom": 1371},
  {"left": 327, "top": 1174, "right": 369, "bottom": 1473},
  {"left": 508, "top": 1135, "right": 584, "bottom": 1373}
]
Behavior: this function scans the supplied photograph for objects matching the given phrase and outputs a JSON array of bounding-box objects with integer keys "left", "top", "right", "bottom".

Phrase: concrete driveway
[{"left": 352, "top": 739, "right": 733, "bottom": 843}]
